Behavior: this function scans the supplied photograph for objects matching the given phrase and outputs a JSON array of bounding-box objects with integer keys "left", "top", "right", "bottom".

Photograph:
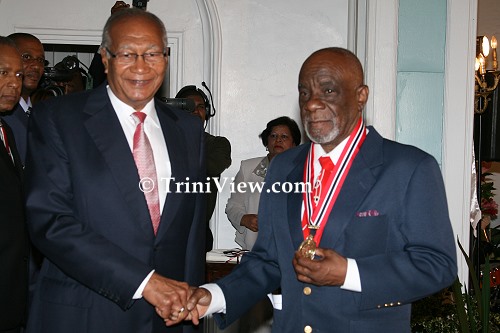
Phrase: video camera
[
  {"left": 41, "top": 56, "right": 93, "bottom": 95},
  {"left": 160, "top": 97, "right": 195, "bottom": 113}
]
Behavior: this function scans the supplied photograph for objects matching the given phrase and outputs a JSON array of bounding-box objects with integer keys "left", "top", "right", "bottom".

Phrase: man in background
[
  {"left": 176, "top": 85, "right": 231, "bottom": 252},
  {"left": 1, "top": 33, "right": 44, "bottom": 164},
  {"left": 0, "top": 36, "right": 29, "bottom": 333},
  {"left": 25, "top": 8, "right": 206, "bottom": 333}
]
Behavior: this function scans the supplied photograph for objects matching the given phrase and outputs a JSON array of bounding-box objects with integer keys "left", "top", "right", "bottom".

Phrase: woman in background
[{"left": 226, "top": 116, "right": 301, "bottom": 250}]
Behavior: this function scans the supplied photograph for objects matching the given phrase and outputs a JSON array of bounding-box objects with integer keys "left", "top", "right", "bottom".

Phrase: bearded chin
[{"left": 305, "top": 124, "right": 339, "bottom": 144}]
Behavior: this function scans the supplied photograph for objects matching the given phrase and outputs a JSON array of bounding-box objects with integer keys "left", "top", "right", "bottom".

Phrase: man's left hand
[{"left": 292, "top": 247, "right": 347, "bottom": 286}]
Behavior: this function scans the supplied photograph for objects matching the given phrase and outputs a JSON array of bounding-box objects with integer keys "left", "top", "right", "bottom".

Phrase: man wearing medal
[{"left": 178, "top": 47, "right": 458, "bottom": 333}]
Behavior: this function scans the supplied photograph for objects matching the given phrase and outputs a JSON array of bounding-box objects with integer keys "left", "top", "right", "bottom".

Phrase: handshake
[{"left": 142, "top": 272, "right": 214, "bottom": 326}]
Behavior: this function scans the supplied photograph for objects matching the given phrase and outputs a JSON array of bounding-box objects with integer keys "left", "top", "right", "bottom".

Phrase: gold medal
[{"left": 298, "top": 234, "right": 317, "bottom": 260}]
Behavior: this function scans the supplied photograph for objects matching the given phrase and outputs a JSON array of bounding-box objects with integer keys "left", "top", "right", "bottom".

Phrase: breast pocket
[{"left": 344, "top": 215, "right": 388, "bottom": 257}]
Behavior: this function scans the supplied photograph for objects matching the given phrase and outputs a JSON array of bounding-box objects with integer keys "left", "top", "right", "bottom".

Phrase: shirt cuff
[
  {"left": 133, "top": 270, "right": 155, "bottom": 299},
  {"left": 340, "top": 258, "right": 362, "bottom": 292},
  {"left": 199, "top": 283, "right": 226, "bottom": 317}
]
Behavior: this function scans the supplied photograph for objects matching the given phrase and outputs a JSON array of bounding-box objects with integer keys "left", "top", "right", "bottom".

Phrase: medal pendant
[{"left": 298, "top": 234, "right": 317, "bottom": 260}]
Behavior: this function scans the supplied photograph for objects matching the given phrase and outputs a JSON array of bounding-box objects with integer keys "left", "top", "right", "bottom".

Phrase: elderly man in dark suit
[
  {"left": 25, "top": 9, "right": 206, "bottom": 333},
  {"left": 1, "top": 33, "right": 45, "bottom": 164},
  {"left": 0, "top": 36, "right": 29, "bottom": 333},
  {"left": 183, "top": 47, "right": 457, "bottom": 333}
]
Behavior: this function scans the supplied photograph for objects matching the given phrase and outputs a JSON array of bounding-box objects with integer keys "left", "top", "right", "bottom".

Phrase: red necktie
[
  {"left": 313, "top": 156, "right": 335, "bottom": 207},
  {"left": 0, "top": 120, "right": 13, "bottom": 164},
  {"left": 132, "top": 112, "right": 161, "bottom": 235}
]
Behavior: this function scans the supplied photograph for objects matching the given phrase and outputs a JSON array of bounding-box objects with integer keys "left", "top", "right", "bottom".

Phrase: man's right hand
[
  {"left": 186, "top": 287, "right": 212, "bottom": 324},
  {"left": 142, "top": 272, "right": 190, "bottom": 322}
]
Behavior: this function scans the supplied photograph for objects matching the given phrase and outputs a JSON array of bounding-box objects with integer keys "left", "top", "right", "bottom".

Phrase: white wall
[
  {"left": 213, "top": 0, "right": 349, "bottom": 248},
  {"left": 0, "top": 0, "right": 352, "bottom": 249}
]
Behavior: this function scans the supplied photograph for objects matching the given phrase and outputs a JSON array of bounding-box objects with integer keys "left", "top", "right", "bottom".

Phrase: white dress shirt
[
  {"left": 19, "top": 96, "right": 31, "bottom": 113},
  {"left": 107, "top": 86, "right": 170, "bottom": 298}
]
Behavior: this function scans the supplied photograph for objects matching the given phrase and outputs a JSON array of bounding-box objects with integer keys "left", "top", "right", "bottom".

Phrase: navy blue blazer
[
  {"left": 214, "top": 127, "right": 457, "bottom": 333},
  {"left": 24, "top": 85, "right": 206, "bottom": 333}
]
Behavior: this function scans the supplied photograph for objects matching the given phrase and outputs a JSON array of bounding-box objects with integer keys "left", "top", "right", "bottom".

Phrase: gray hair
[{"left": 100, "top": 8, "right": 168, "bottom": 54}]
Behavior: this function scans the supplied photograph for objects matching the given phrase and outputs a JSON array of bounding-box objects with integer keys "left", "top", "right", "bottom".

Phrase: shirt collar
[
  {"left": 106, "top": 85, "right": 159, "bottom": 126},
  {"left": 313, "top": 136, "right": 349, "bottom": 165},
  {"left": 19, "top": 97, "right": 31, "bottom": 112}
]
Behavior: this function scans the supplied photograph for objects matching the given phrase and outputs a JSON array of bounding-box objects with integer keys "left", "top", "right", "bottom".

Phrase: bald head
[
  {"left": 298, "top": 47, "right": 369, "bottom": 152},
  {"left": 8, "top": 33, "right": 40, "bottom": 45},
  {"left": 299, "top": 47, "right": 364, "bottom": 89}
]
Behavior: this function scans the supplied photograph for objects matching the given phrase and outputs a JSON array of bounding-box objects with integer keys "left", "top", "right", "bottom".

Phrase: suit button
[
  {"left": 304, "top": 325, "right": 312, "bottom": 333},
  {"left": 303, "top": 287, "right": 312, "bottom": 295}
]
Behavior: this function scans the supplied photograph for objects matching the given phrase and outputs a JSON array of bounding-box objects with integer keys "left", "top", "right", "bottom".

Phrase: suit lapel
[
  {"left": 319, "top": 128, "right": 382, "bottom": 248},
  {"left": 0, "top": 120, "right": 20, "bottom": 176},
  {"left": 155, "top": 101, "right": 189, "bottom": 238},
  {"left": 83, "top": 87, "right": 153, "bottom": 235},
  {"left": 287, "top": 144, "right": 310, "bottom": 249}
]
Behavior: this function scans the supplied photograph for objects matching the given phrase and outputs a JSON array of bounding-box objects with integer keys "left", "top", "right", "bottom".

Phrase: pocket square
[{"left": 356, "top": 209, "right": 380, "bottom": 217}]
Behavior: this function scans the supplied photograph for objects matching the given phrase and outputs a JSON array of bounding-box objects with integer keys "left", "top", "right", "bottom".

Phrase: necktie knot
[
  {"left": 319, "top": 156, "right": 334, "bottom": 172},
  {"left": 132, "top": 111, "right": 147, "bottom": 124}
]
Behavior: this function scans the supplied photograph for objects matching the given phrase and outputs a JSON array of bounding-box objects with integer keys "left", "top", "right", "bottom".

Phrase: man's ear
[
  {"left": 357, "top": 85, "right": 369, "bottom": 111},
  {"left": 100, "top": 47, "right": 109, "bottom": 74}
]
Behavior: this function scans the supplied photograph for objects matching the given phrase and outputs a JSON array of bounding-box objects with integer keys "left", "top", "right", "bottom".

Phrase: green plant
[{"left": 411, "top": 239, "right": 500, "bottom": 332}]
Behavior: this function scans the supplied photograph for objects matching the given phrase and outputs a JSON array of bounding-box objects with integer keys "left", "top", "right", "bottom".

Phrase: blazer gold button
[
  {"left": 303, "top": 287, "right": 312, "bottom": 295},
  {"left": 304, "top": 325, "right": 312, "bottom": 333}
]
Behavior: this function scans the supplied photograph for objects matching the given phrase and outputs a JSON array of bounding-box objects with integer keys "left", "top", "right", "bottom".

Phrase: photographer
[
  {"left": 40, "top": 58, "right": 87, "bottom": 96},
  {"left": 176, "top": 85, "right": 232, "bottom": 252}
]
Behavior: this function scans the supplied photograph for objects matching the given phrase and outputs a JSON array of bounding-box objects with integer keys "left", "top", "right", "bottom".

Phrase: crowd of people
[{"left": 0, "top": 3, "right": 458, "bottom": 333}]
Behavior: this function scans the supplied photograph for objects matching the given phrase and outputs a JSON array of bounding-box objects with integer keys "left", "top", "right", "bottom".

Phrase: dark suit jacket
[
  {"left": 0, "top": 119, "right": 29, "bottom": 330},
  {"left": 214, "top": 127, "right": 457, "bottom": 333},
  {"left": 1, "top": 103, "right": 29, "bottom": 164},
  {"left": 24, "top": 85, "right": 206, "bottom": 333},
  {"left": 204, "top": 132, "right": 231, "bottom": 251}
]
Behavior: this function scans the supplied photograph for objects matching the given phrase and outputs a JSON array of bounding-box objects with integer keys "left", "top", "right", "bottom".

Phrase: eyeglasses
[
  {"left": 105, "top": 47, "right": 166, "bottom": 65},
  {"left": 269, "top": 133, "right": 291, "bottom": 142},
  {"left": 21, "top": 53, "right": 46, "bottom": 65}
]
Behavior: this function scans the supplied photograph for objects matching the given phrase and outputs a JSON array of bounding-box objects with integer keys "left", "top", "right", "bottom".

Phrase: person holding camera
[{"left": 176, "top": 85, "right": 232, "bottom": 252}]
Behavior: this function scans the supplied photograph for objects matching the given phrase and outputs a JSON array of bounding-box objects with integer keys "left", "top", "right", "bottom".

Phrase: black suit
[
  {"left": 25, "top": 86, "right": 206, "bottom": 333},
  {"left": 0, "top": 119, "right": 29, "bottom": 332}
]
